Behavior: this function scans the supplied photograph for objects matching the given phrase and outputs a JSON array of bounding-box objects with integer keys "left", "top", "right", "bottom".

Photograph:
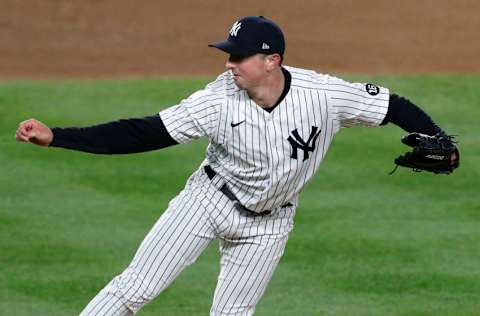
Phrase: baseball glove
[{"left": 390, "top": 132, "right": 459, "bottom": 174}]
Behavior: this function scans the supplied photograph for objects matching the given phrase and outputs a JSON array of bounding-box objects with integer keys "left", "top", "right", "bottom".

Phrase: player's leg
[
  {"left": 80, "top": 187, "right": 216, "bottom": 315},
  {"left": 210, "top": 207, "right": 295, "bottom": 316},
  {"left": 210, "top": 234, "right": 289, "bottom": 316}
]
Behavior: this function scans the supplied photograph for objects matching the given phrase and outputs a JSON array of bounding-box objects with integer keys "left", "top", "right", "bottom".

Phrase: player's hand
[
  {"left": 15, "top": 118, "right": 53, "bottom": 147},
  {"left": 450, "top": 149, "right": 460, "bottom": 165}
]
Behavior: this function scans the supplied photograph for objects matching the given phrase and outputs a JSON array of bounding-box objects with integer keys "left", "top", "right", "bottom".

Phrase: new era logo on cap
[{"left": 262, "top": 43, "right": 270, "bottom": 50}]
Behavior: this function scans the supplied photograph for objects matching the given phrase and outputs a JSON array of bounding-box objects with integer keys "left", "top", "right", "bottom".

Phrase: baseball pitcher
[{"left": 16, "top": 16, "right": 459, "bottom": 315}]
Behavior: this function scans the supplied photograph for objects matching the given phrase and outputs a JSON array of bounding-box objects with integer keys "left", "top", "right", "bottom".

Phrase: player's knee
[{"left": 105, "top": 267, "right": 167, "bottom": 313}]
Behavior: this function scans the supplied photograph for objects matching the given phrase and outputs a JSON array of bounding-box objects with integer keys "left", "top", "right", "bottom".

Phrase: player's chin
[{"left": 233, "top": 76, "right": 246, "bottom": 89}]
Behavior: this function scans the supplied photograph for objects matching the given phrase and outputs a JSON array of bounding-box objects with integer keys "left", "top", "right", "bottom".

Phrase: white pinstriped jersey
[{"left": 160, "top": 66, "right": 389, "bottom": 212}]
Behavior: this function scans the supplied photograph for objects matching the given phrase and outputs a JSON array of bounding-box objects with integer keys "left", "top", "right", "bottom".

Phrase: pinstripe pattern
[
  {"left": 81, "top": 66, "right": 390, "bottom": 315},
  {"left": 80, "top": 168, "right": 294, "bottom": 315},
  {"left": 81, "top": 182, "right": 215, "bottom": 315},
  {"left": 160, "top": 66, "right": 389, "bottom": 213}
]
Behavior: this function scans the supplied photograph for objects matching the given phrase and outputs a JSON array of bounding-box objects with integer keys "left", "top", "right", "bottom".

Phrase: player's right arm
[
  {"left": 16, "top": 74, "right": 225, "bottom": 154},
  {"left": 15, "top": 93, "right": 221, "bottom": 154},
  {"left": 15, "top": 115, "right": 179, "bottom": 154}
]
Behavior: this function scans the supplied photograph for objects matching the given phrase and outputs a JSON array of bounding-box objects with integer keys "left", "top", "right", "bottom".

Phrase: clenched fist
[{"left": 15, "top": 118, "right": 53, "bottom": 147}]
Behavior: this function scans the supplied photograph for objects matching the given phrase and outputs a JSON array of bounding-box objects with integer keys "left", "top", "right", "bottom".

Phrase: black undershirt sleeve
[
  {"left": 50, "top": 95, "right": 442, "bottom": 154},
  {"left": 50, "top": 114, "right": 179, "bottom": 154},
  {"left": 380, "top": 94, "right": 443, "bottom": 135}
]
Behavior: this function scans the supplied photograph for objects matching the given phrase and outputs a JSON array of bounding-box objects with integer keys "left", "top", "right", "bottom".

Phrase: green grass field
[{"left": 1, "top": 75, "right": 479, "bottom": 315}]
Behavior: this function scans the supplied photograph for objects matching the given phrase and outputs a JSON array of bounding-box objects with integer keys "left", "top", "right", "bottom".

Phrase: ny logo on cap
[{"left": 229, "top": 21, "right": 242, "bottom": 37}]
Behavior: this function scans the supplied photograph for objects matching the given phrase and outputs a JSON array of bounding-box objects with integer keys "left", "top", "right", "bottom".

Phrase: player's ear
[{"left": 265, "top": 53, "right": 282, "bottom": 70}]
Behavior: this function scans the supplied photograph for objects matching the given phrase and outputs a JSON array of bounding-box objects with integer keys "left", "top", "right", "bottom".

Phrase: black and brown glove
[{"left": 390, "top": 132, "right": 459, "bottom": 174}]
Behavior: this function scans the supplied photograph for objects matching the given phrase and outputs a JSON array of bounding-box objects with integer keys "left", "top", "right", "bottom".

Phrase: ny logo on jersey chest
[{"left": 287, "top": 126, "right": 321, "bottom": 161}]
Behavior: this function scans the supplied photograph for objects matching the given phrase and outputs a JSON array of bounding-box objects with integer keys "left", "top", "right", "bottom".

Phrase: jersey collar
[{"left": 264, "top": 67, "right": 291, "bottom": 113}]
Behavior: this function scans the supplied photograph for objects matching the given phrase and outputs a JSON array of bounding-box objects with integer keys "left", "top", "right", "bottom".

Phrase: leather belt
[{"left": 204, "top": 165, "right": 292, "bottom": 217}]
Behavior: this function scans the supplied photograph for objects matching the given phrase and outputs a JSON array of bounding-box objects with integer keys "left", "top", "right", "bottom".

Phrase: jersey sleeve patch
[
  {"left": 324, "top": 76, "right": 390, "bottom": 128},
  {"left": 365, "top": 83, "right": 380, "bottom": 96}
]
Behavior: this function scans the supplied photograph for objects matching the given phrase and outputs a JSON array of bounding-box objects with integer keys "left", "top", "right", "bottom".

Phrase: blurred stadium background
[{"left": 1, "top": 0, "right": 480, "bottom": 79}]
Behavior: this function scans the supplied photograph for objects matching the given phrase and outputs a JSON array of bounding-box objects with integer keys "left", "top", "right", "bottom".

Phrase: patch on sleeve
[{"left": 365, "top": 83, "right": 380, "bottom": 96}]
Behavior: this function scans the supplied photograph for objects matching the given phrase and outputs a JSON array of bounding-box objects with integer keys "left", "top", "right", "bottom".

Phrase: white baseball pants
[{"left": 80, "top": 167, "right": 296, "bottom": 315}]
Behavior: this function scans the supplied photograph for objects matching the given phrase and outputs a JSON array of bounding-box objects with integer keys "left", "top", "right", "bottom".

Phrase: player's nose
[
  {"left": 225, "top": 59, "right": 235, "bottom": 70},
  {"left": 225, "top": 55, "right": 242, "bottom": 70}
]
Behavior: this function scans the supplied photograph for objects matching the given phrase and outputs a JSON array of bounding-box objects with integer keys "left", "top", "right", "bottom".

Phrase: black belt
[{"left": 204, "top": 165, "right": 292, "bottom": 217}]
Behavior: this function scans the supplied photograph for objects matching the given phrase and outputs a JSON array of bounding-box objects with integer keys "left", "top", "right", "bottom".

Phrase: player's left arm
[
  {"left": 381, "top": 94, "right": 459, "bottom": 164},
  {"left": 380, "top": 94, "right": 442, "bottom": 135}
]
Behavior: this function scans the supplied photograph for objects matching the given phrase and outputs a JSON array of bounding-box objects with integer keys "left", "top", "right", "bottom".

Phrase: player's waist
[{"left": 203, "top": 165, "right": 292, "bottom": 216}]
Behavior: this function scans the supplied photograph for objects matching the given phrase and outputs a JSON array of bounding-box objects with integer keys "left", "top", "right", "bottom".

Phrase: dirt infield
[{"left": 1, "top": 0, "right": 479, "bottom": 79}]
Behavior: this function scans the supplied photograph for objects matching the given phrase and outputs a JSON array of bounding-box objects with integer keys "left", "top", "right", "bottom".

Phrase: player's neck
[{"left": 247, "top": 67, "right": 285, "bottom": 109}]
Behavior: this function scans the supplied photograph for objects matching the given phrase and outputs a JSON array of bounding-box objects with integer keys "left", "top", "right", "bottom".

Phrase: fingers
[
  {"left": 15, "top": 118, "right": 37, "bottom": 142},
  {"left": 15, "top": 131, "right": 28, "bottom": 142},
  {"left": 16, "top": 126, "right": 31, "bottom": 142},
  {"left": 450, "top": 149, "right": 459, "bottom": 165}
]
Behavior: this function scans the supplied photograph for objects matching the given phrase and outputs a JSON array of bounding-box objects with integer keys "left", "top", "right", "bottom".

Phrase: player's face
[{"left": 225, "top": 54, "right": 270, "bottom": 90}]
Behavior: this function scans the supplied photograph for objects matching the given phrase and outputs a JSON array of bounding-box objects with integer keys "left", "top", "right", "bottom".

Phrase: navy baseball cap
[{"left": 209, "top": 16, "right": 285, "bottom": 57}]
